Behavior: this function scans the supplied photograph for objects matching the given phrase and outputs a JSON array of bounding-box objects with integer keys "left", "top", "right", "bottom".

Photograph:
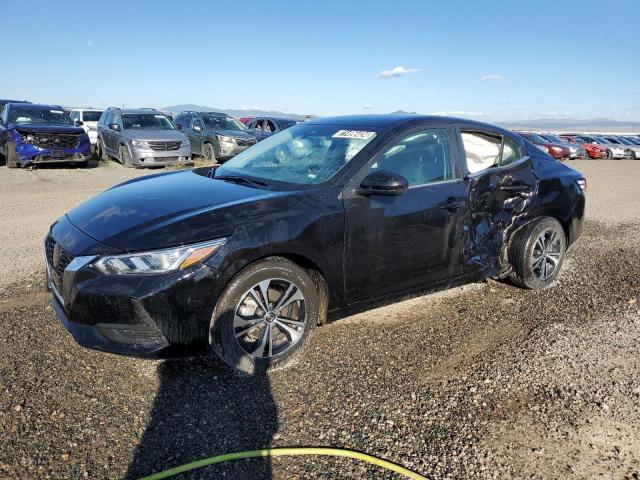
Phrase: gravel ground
[{"left": 0, "top": 159, "right": 639, "bottom": 479}]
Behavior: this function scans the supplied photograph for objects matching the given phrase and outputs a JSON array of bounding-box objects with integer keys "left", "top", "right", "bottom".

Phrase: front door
[
  {"left": 189, "top": 117, "right": 204, "bottom": 154},
  {"left": 344, "top": 126, "right": 467, "bottom": 303}
]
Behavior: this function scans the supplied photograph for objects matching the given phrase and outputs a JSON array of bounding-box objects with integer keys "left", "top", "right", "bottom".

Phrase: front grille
[
  {"left": 148, "top": 141, "right": 182, "bottom": 151},
  {"left": 30, "top": 134, "right": 80, "bottom": 149},
  {"left": 236, "top": 138, "right": 257, "bottom": 147},
  {"left": 45, "top": 235, "right": 74, "bottom": 278}
]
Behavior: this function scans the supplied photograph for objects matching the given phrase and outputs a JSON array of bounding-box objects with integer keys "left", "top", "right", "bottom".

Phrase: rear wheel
[
  {"left": 5, "top": 142, "right": 19, "bottom": 168},
  {"left": 119, "top": 145, "right": 133, "bottom": 168},
  {"left": 509, "top": 217, "right": 566, "bottom": 290},
  {"left": 210, "top": 257, "right": 318, "bottom": 374},
  {"left": 604, "top": 149, "right": 612, "bottom": 160}
]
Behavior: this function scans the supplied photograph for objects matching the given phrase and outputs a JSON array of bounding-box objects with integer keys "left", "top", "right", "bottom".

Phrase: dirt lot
[{"left": 1, "top": 159, "right": 639, "bottom": 479}]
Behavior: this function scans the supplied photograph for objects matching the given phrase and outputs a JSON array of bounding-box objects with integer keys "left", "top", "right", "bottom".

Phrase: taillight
[{"left": 576, "top": 178, "right": 587, "bottom": 192}]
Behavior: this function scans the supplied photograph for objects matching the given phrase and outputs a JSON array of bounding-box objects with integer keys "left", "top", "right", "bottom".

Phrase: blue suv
[{"left": 0, "top": 103, "right": 91, "bottom": 168}]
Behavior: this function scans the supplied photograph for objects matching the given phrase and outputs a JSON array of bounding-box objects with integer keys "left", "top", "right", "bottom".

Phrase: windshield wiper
[{"left": 213, "top": 174, "right": 269, "bottom": 188}]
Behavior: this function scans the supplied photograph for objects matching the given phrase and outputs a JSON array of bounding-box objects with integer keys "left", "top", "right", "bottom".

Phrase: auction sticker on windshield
[{"left": 332, "top": 130, "right": 376, "bottom": 140}]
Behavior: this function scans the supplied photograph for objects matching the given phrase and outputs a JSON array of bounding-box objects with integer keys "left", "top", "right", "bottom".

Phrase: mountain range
[
  {"left": 161, "top": 104, "right": 309, "bottom": 121},
  {"left": 161, "top": 105, "right": 640, "bottom": 133}
]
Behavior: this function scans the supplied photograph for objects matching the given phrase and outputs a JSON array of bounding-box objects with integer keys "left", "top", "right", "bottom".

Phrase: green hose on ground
[{"left": 138, "top": 447, "right": 428, "bottom": 480}]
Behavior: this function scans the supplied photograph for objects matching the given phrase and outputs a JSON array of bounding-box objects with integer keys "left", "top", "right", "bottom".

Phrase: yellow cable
[{"left": 138, "top": 447, "right": 428, "bottom": 480}]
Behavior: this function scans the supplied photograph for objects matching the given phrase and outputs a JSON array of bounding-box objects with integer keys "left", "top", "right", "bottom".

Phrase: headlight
[
  {"left": 217, "top": 135, "right": 234, "bottom": 144},
  {"left": 181, "top": 139, "right": 190, "bottom": 147},
  {"left": 94, "top": 238, "right": 226, "bottom": 276},
  {"left": 130, "top": 139, "right": 149, "bottom": 148}
]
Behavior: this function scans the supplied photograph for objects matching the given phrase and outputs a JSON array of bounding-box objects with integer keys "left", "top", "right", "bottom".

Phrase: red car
[
  {"left": 238, "top": 116, "right": 254, "bottom": 125},
  {"left": 559, "top": 135, "right": 607, "bottom": 159},
  {"left": 516, "top": 132, "right": 570, "bottom": 160}
]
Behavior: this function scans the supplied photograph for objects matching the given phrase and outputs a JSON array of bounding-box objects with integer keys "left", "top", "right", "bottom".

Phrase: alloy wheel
[
  {"left": 531, "top": 229, "right": 562, "bottom": 280},
  {"left": 233, "top": 278, "right": 307, "bottom": 358}
]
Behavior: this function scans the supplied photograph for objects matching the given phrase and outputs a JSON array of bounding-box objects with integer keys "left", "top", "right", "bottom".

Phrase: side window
[
  {"left": 192, "top": 117, "right": 204, "bottom": 130},
  {"left": 265, "top": 120, "right": 276, "bottom": 132},
  {"left": 368, "top": 128, "right": 455, "bottom": 186},
  {"left": 104, "top": 112, "right": 114, "bottom": 125},
  {"left": 70, "top": 111, "right": 79, "bottom": 121},
  {"left": 254, "top": 120, "right": 264, "bottom": 131},
  {"left": 461, "top": 131, "right": 501, "bottom": 173},
  {"left": 500, "top": 136, "right": 524, "bottom": 166},
  {"left": 176, "top": 114, "right": 188, "bottom": 129}
]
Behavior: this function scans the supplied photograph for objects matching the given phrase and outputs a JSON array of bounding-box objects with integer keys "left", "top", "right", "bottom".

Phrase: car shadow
[{"left": 125, "top": 354, "right": 277, "bottom": 480}]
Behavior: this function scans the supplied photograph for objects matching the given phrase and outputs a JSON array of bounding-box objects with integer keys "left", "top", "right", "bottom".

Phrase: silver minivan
[{"left": 96, "top": 108, "right": 191, "bottom": 167}]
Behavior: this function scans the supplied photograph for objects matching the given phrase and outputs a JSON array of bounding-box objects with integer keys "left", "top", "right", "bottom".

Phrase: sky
[{"left": 2, "top": 0, "right": 639, "bottom": 121}]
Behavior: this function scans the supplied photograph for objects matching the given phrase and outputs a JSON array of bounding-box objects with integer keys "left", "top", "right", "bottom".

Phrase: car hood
[
  {"left": 66, "top": 169, "right": 294, "bottom": 250},
  {"left": 11, "top": 124, "right": 85, "bottom": 135},
  {"left": 123, "top": 129, "right": 187, "bottom": 141}
]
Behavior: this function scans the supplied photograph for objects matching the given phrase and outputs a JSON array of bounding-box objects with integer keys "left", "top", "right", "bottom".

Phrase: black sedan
[{"left": 44, "top": 115, "right": 586, "bottom": 373}]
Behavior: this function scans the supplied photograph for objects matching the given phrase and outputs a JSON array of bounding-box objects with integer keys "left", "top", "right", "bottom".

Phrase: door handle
[{"left": 440, "top": 200, "right": 465, "bottom": 212}]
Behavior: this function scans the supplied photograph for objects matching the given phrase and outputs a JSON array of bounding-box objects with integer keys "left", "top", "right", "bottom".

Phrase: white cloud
[
  {"left": 379, "top": 66, "right": 422, "bottom": 79},
  {"left": 86, "top": 40, "right": 95, "bottom": 47},
  {"left": 431, "top": 110, "right": 485, "bottom": 117},
  {"left": 480, "top": 74, "right": 505, "bottom": 82},
  {"left": 363, "top": 104, "right": 373, "bottom": 109}
]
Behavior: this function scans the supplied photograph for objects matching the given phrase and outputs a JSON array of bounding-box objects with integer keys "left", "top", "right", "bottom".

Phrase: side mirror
[
  {"left": 356, "top": 170, "right": 409, "bottom": 196},
  {"left": 175, "top": 124, "right": 182, "bottom": 130},
  {"left": 108, "top": 123, "right": 120, "bottom": 131},
  {"left": 193, "top": 125, "right": 202, "bottom": 132},
  {"left": 74, "top": 120, "right": 84, "bottom": 126}
]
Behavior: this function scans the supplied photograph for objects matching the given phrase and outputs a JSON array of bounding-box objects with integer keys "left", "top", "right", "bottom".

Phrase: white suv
[{"left": 69, "top": 109, "right": 103, "bottom": 147}]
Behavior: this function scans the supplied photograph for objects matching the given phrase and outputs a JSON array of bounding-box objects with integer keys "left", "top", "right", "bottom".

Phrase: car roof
[
  {"left": 114, "top": 108, "right": 166, "bottom": 114},
  {"left": 307, "top": 114, "right": 515, "bottom": 134},
  {"left": 198, "top": 111, "right": 228, "bottom": 117},
  {"left": 8, "top": 103, "right": 64, "bottom": 110}
]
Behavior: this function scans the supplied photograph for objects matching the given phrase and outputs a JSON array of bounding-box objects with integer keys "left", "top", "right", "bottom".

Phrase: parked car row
[
  {"left": 515, "top": 130, "right": 640, "bottom": 160},
  {"left": 0, "top": 100, "right": 300, "bottom": 168}
]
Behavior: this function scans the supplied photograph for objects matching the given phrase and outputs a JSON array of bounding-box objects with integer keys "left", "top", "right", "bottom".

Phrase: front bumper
[
  {"left": 16, "top": 142, "right": 92, "bottom": 166},
  {"left": 44, "top": 218, "right": 224, "bottom": 357},
  {"left": 217, "top": 141, "right": 255, "bottom": 160},
  {"left": 129, "top": 145, "right": 192, "bottom": 167}
]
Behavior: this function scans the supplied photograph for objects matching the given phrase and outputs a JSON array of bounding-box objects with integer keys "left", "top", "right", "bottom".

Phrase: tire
[
  {"left": 5, "top": 142, "right": 19, "bottom": 168},
  {"left": 509, "top": 217, "right": 566, "bottom": 290},
  {"left": 210, "top": 257, "right": 319, "bottom": 374},
  {"left": 98, "top": 139, "right": 110, "bottom": 162},
  {"left": 119, "top": 145, "right": 133, "bottom": 168},
  {"left": 203, "top": 142, "right": 217, "bottom": 164},
  {"left": 604, "top": 149, "right": 612, "bottom": 160}
]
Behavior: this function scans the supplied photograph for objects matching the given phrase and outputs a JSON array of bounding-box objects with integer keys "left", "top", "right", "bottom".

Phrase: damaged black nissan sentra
[{"left": 44, "top": 115, "right": 585, "bottom": 373}]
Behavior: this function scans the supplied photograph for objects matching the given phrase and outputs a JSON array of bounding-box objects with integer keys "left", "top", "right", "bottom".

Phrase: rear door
[
  {"left": 344, "top": 125, "right": 468, "bottom": 303},
  {"left": 458, "top": 128, "right": 536, "bottom": 274}
]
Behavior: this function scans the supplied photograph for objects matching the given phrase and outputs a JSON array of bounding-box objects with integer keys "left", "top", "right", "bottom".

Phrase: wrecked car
[
  {"left": 0, "top": 103, "right": 91, "bottom": 168},
  {"left": 44, "top": 115, "right": 585, "bottom": 373}
]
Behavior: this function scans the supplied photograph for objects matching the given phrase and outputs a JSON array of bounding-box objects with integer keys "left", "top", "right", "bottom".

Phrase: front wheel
[
  {"left": 203, "top": 142, "right": 217, "bottom": 164},
  {"left": 210, "top": 257, "right": 318, "bottom": 374},
  {"left": 509, "top": 217, "right": 566, "bottom": 289},
  {"left": 119, "top": 145, "right": 134, "bottom": 168},
  {"left": 604, "top": 149, "right": 612, "bottom": 160}
]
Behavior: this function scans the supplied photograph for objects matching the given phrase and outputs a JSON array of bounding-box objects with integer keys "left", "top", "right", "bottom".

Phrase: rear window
[{"left": 82, "top": 111, "right": 102, "bottom": 122}]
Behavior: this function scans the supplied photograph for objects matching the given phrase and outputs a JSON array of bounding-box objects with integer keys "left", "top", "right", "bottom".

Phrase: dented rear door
[{"left": 461, "top": 130, "right": 538, "bottom": 276}]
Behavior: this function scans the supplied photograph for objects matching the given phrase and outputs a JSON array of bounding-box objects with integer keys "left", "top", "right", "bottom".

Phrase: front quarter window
[{"left": 217, "top": 124, "right": 378, "bottom": 185}]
